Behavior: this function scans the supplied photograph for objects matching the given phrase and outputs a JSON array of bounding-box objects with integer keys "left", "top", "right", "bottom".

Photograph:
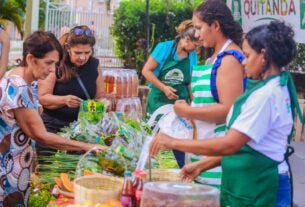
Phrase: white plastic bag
[{"left": 158, "top": 107, "right": 193, "bottom": 139}]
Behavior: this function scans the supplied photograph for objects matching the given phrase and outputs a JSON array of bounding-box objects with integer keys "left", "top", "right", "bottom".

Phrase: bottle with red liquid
[
  {"left": 121, "top": 171, "right": 136, "bottom": 207},
  {"left": 133, "top": 170, "right": 146, "bottom": 207}
]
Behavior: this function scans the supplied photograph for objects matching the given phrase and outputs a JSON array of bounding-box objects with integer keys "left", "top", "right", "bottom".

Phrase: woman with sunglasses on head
[
  {"left": 0, "top": 31, "right": 104, "bottom": 207},
  {"left": 38, "top": 25, "right": 103, "bottom": 133},
  {"left": 37, "top": 25, "right": 104, "bottom": 156},
  {"left": 0, "top": 24, "right": 10, "bottom": 79},
  {"left": 149, "top": 0, "right": 245, "bottom": 187},
  {"left": 151, "top": 20, "right": 303, "bottom": 207},
  {"left": 142, "top": 20, "right": 199, "bottom": 168}
]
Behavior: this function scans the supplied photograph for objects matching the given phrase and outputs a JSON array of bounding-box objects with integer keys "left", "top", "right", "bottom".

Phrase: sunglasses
[{"left": 72, "top": 27, "right": 93, "bottom": 37}]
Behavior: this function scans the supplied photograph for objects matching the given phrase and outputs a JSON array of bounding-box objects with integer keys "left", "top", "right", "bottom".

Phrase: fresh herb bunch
[{"left": 38, "top": 151, "right": 80, "bottom": 184}]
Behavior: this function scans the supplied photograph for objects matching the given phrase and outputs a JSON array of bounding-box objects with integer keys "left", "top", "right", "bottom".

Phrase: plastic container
[
  {"left": 140, "top": 182, "right": 220, "bottom": 207},
  {"left": 126, "top": 70, "right": 133, "bottom": 98},
  {"left": 131, "top": 70, "right": 139, "bottom": 97},
  {"left": 116, "top": 97, "right": 142, "bottom": 121},
  {"left": 102, "top": 68, "right": 139, "bottom": 98}
]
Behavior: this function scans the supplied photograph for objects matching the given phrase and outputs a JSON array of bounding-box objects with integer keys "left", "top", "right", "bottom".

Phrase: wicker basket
[
  {"left": 74, "top": 174, "right": 123, "bottom": 205},
  {"left": 145, "top": 169, "right": 181, "bottom": 182}
]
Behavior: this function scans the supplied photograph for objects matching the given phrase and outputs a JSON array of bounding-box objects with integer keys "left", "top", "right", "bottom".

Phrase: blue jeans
[
  {"left": 173, "top": 150, "right": 185, "bottom": 168},
  {"left": 276, "top": 173, "right": 291, "bottom": 207}
]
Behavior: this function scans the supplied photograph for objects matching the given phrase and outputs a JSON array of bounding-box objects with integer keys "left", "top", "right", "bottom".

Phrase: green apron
[
  {"left": 147, "top": 52, "right": 191, "bottom": 116},
  {"left": 221, "top": 72, "right": 304, "bottom": 207}
]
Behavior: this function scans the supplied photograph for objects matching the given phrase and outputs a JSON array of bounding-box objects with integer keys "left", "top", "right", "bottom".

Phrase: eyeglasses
[{"left": 72, "top": 27, "right": 93, "bottom": 37}]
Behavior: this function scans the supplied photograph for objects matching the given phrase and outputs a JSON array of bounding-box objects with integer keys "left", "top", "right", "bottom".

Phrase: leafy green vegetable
[
  {"left": 78, "top": 100, "right": 105, "bottom": 123},
  {"left": 28, "top": 184, "right": 52, "bottom": 207}
]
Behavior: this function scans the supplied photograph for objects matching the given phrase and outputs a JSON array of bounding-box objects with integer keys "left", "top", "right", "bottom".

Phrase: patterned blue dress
[{"left": 0, "top": 75, "right": 38, "bottom": 207}]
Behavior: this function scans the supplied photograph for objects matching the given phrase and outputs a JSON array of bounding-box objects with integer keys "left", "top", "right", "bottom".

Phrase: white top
[{"left": 227, "top": 77, "right": 293, "bottom": 173}]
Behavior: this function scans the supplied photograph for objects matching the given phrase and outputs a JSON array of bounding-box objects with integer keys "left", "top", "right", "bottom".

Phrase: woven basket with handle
[{"left": 74, "top": 174, "right": 123, "bottom": 205}]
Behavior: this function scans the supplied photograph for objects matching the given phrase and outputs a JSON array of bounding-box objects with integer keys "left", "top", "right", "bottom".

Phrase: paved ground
[{"left": 291, "top": 141, "right": 305, "bottom": 207}]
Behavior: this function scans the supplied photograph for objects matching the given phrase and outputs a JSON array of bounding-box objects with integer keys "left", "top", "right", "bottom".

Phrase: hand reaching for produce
[
  {"left": 149, "top": 132, "right": 174, "bottom": 157},
  {"left": 84, "top": 143, "right": 108, "bottom": 152},
  {"left": 162, "top": 85, "right": 178, "bottom": 100},
  {"left": 65, "top": 95, "right": 82, "bottom": 108},
  {"left": 179, "top": 161, "right": 202, "bottom": 182}
]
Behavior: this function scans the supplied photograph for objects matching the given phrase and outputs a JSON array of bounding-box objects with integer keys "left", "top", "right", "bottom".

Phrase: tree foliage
[
  {"left": 0, "top": 0, "right": 24, "bottom": 37},
  {"left": 111, "top": 0, "right": 198, "bottom": 79}
]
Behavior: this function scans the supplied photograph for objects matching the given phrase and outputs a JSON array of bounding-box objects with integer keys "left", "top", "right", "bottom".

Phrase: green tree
[
  {"left": 0, "top": 0, "right": 24, "bottom": 37},
  {"left": 112, "top": 0, "right": 197, "bottom": 83}
]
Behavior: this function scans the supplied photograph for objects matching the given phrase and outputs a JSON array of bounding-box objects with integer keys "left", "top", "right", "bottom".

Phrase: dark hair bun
[
  {"left": 268, "top": 21, "right": 296, "bottom": 68},
  {"left": 245, "top": 20, "right": 297, "bottom": 69}
]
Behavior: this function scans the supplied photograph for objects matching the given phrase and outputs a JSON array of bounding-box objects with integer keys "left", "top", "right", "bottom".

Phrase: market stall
[{"left": 28, "top": 68, "right": 220, "bottom": 207}]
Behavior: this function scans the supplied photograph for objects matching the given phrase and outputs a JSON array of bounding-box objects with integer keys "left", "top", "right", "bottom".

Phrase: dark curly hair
[
  {"left": 194, "top": 0, "right": 243, "bottom": 45},
  {"left": 20, "top": 31, "right": 63, "bottom": 67},
  {"left": 245, "top": 21, "right": 297, "bottom": 70}
]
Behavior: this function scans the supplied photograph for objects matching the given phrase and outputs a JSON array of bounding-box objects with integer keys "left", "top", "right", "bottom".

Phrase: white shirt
[{"left": 227, "top": 77, "right": 293, "bottom": 173}]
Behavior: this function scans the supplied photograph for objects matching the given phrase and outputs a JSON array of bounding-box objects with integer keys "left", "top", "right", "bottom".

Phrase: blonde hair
[{"left": 175, "top": 20, "right": 197, "bottom": 41}]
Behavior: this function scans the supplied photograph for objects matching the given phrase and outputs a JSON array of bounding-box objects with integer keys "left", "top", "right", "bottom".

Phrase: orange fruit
[
  {"left": 83, "top": 170, "right": 93, "bottom": 176},
  {"left": 54, "top": 177, "right": 63, "bottom": 189},
  {"left": 60, "top": 173, "right": 74, "bottom": 192}
]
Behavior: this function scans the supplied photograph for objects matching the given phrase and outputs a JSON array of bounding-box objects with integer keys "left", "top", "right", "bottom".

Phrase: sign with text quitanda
[{"left": 227, "top": 0, "right": 305, "bottom": 43}]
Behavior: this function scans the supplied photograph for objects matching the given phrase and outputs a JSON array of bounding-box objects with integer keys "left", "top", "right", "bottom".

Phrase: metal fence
[{"left": 45, "top": 0, "right": 123, "bottom": 68}]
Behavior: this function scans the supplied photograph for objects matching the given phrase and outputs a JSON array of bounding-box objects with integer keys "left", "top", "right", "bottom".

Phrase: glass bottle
[
  {"left": 135, "top": 171, "right": 146, "bottom": 207},
  {"left": 121, "top": 171, "right": 136, "bottom": 207}
]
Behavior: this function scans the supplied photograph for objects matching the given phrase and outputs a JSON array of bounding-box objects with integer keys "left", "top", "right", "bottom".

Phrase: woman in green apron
[
  {"left": 142, "top": 20, "right": 199, "bottom": 167},
  {"left": 143, "top": 20, "right": 199, "bottom": 116},
  {"left": 150, "top": 21, "right": 304, "bottom": 207},
  {"left": 149, "top": 0, "right": 245, "bottom": 187}
]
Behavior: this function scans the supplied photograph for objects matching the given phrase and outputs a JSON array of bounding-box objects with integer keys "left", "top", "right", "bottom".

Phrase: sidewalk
[{"left": 291, "top": 141, "right": 305, "bottom": 207}]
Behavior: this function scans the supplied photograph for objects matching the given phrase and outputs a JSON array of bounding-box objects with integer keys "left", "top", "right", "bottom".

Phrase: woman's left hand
[
  {"left": 179, "top": 161, "right": 202, "bottom": 182},
  {"left": 149, "top": 132, "right": 173, "bottom": 157},
  {"left": 84, "top": 143, "right": 108, "bottom": 152}
]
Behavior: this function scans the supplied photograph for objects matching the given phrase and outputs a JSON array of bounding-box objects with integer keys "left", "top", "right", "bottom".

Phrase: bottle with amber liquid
[
  {"left": 121, "top": 171, "right": 136, "bottom": 207},
  {"left": 131, "top": 70, "right": 139, "bottom": 97}
]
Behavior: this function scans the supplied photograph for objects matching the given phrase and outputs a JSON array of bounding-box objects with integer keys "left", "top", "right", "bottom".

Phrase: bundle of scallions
[{"left": 38, "top": 151, "right": 81, "bottom": 184}]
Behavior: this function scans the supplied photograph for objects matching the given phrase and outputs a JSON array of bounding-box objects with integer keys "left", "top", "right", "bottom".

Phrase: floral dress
[{"left": 0, "top": 75, "right": 38, "bottom": 207}]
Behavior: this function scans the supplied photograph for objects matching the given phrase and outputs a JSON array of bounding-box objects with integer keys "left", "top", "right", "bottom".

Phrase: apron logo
[
  {"left": 164, "top": 68, "right": 184, "bottom": 85},
  {"left": 285, "top": 98, "right": 291, "bottom": 113}
]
